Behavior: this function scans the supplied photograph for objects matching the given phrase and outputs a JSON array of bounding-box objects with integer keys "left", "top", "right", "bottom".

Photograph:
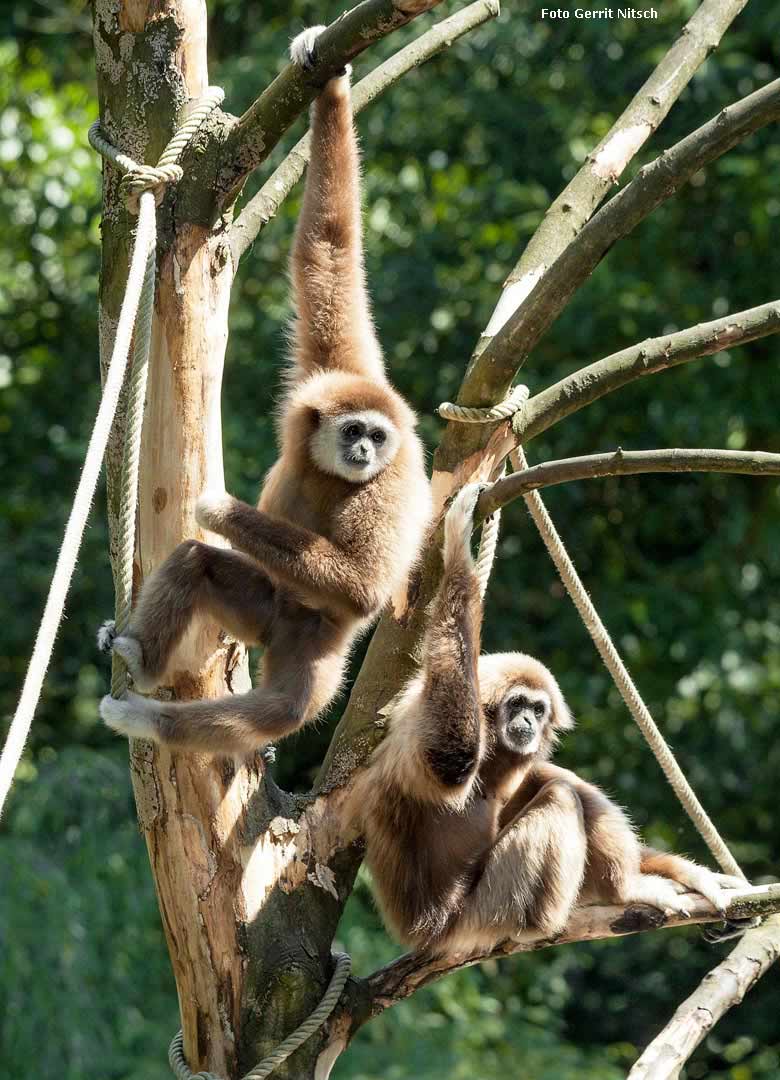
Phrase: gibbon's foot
[
  {"left": 96, "top": 619, "right": 117, "bottom": 653},
  {"left": 668, "top": 866, "right": 744, "bottom": 916},
  {"left": 261, "top": 743, "right": 277, "bottom": 765},
  {"left": 623, "top": 875, "right": 696, "bottom": 918},
  {"left": 100, "top": 692, "right": 162, "bottom": 742},
  {"left": 289, "top": 26, "right": 351, "bottom": 79},
  {"left": 194, "top": 488, "right": 233, "bottom": 532},
  {"left": 111, "top": 634, "right": 159, "bottom": 693},
  {"left": 443, "top": 482, "right": 488, "bottom": 562}
]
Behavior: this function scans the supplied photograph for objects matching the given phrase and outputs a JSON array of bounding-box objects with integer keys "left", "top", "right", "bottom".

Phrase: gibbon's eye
[
  {"left": 507, "top": 695, "right": 528, "bottom": 713},
  {"left": 533, "top": 701, "right": 545, "bottom": 719},
  {"left": 343, "top": 423, "right": 363, "bottom": 440},
  {"left": 370, "top": 429, "right": 387, "bottom": 446}
]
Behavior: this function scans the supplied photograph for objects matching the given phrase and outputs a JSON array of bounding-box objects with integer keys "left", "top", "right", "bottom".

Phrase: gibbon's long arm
[
  {"left": 416, "top": 488, "right": 485, "bottom": 791},
  {"left": 289, "top": 68, "right": 385, "bottom": 382},
  {"left": 196, "top": 494, "right": 380, "bottom": 618}
]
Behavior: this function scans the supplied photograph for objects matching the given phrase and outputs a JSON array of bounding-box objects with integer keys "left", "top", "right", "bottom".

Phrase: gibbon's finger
[
  {"left": 289, "top": 25, "right": 352, "bottom": 81},
  {"left": 96, "top": 619, "right": 117, "bottom": 653},
  {"left": 100, "top": 692, "right": 161, "bottom": 742},
  {"left": 443, "top": 483, "right": 484, "bottom": 562},
  {"left": 194, "top": 489, "right": 231, "bottom": 531}
]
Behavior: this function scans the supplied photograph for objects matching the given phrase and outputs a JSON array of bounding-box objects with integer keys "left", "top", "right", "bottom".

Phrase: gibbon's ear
[
  {"left": 552, "top": 697, "right": 575, "bottom": 732},
  {"left": 308, "top": 406, "right": 321, "bottom": 427}
]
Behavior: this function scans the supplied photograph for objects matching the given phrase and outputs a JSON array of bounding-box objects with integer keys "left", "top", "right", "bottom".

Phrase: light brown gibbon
[
  {"left": 348, "top": 484, "right": 742, "bottom": 955},
  {"left": 98, "top": 28, "right": 432, "bottom": 756}
]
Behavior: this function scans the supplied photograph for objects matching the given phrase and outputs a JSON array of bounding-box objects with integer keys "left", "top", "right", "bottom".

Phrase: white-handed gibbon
[
  {"left": 98, "top": 28, "right": 432, "bottom": 755},
  {"left": 348, "top": 484, "right": 742, "bottom": 954}
]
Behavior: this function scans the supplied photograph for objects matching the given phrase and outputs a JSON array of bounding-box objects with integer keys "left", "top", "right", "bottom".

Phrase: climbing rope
[
  {"left": 439, "top": 387, "right": 746, "bottom": 882},
  {"left": 0, "top": 89, "right": 224, "bottom": 819},
  {"left": 168, "top": 953, "right": 352, "bottom": 1080},
  {"left": 438, "top": 386, "right": 529, "bottom": 596}
]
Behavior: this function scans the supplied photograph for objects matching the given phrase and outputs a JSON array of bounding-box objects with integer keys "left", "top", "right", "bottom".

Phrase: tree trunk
[{"left": 93, "top": 4, "right": 337, "bottom": 1076}]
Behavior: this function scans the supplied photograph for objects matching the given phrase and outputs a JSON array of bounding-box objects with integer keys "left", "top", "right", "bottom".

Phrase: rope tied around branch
[
  {"left": 88, "top": 88, "right": 224, "bottom": 212},
  {"left": 438, "top": 385, "right": 748, "bottom": 896},
  {"left": 438, "top": 385, "right": 529, "bottom": 595},
  {"left": 168, "top": 953, "right": 352, "bottom": 1080}
]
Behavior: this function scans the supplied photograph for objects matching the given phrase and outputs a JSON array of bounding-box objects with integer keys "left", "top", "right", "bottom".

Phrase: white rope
[
  {"left": 168, "top": 953, "right": 352, "bottom": 1080},
  {"left": 510, "top": 446, "right": 746, "bottom": 880},
  {"left": 0, "top": 89, "right": 224, "bottom": 818}
]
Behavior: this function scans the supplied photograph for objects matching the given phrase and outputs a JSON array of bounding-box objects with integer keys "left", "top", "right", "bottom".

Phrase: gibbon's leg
[
  {"left": 639, "top": 848, "right": 744, "bottom": 915},
  {"left": 288, "top": 28, "right": 385, "bottom": 381},
  {"left": 452, "top": 779, "right": 588, "bottom": 949},
  {"left": 101, "top": 599, "right": 350, "bottom": 754},
  {"left": 101, "top": 541, "right": 276, "bottom": 692}
]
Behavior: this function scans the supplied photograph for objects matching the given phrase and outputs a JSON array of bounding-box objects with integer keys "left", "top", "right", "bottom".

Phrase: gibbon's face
[
  {"left": 496, "top": 683, "right": 553, "bottom": 756},
  {"left": 310, "top": 409, "right": 401, "bottom": 483},
  {"left": 479, "top": 653, "right": 574, "bottom": 762}
]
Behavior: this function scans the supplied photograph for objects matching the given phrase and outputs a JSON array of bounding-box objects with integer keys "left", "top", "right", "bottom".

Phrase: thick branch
[
  {"left": 628, "top": 917, "right": 780, "bottom": 1080},
  {"left": 468, "top": 78, "right": 780, "bottom": 400},
  {"left": 218, "top": 0, "right": 445, "bottom": 207},
  {"left": 230, "top": 0, "right": 499, "bottom": 259},
  {"left": 434, "top": 0, "right": 749, "bottom": 470},
  {"left": 479, "top": 448, "right": 780, "bottom": 518},
  {"left": 517, "top": 299, "right": 780, "bottom": 444},
  {"left": 333, "top": 886, "right": 780, "bottom": 1043}
]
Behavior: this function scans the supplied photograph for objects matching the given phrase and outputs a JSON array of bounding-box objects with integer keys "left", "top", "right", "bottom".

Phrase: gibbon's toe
[
  {"left": 111, "top": 634, "right": 155, "bottom": 689},
  {"left": 289, "top": 26, "right": 327, "bottom": 69},
  {"left": 100, "top": 693, "right": 160, "bottom": 742},
  {"left": 96, "top": 619, "right": 117, "bottom": 653},
  {"left": 715, "top": 873, "right": 747, "bottom": 891}
]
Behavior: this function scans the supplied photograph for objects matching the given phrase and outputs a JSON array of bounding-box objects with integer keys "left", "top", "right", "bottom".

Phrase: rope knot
[{"left": 121, "top": 163, "right": 184, "bottom": 212}]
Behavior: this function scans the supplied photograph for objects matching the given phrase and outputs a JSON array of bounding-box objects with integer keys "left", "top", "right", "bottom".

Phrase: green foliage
[{"left": 2, "top": 2, "right": 780, "bottom": 1078}]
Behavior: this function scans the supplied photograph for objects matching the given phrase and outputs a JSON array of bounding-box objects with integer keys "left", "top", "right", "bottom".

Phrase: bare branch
[
  {"left": 434, "top": 0, "right": 750, "bottom": 471},
  {"left": 230, "top": 0, "right": 499, "bottom": 260},
  {"left": 517, "top": 300, "right": 780, "bottom": 444},
  {"left": 217, "top": 0, "right": 447, "bottom": 208},
  {"left": 466, "top": 79, "right": 780, "bottom": 403},
  {"left": 323, "top": 885, "right": 780, "bottom": 1048},
  {"left": 479, "top": 448, "right": 780, "bottom": 519},
  {"left": 628, "top": 917, "right": 780, "bottom": 1080}
]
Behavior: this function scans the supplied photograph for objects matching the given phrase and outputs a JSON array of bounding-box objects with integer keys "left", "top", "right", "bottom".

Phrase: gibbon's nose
[
  {"left": 508, "top": 715, "right": 535, "bottom": 737},
  {"left": 355, "top": 440, "right": 372, "bottom": 461}
]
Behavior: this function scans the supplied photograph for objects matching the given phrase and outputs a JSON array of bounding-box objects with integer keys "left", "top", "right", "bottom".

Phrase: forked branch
[
  {"left": 218, "top": 0, "right": 447, "bottom": 207},
  {"left": 469, "top": 78, "right": 780, "bottom": 398},
  {"left": 436, "top": 0, "right": 750, "bottom": 466}
]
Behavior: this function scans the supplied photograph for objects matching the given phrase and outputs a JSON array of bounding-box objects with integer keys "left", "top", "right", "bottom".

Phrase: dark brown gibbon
[
  {"left": 98, "top": 28, "right": 432, "bottom": 755},
  {"left": 348, "top": 484, "right": 742, "bottom": 954}
]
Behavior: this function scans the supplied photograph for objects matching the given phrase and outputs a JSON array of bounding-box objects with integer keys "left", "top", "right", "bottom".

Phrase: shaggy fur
[
  {"left": 99, "top": 46, "right": 432, "bottom": 755},
  {"left": 349, "top": 485, "right": 742, "bottom": 954}
]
